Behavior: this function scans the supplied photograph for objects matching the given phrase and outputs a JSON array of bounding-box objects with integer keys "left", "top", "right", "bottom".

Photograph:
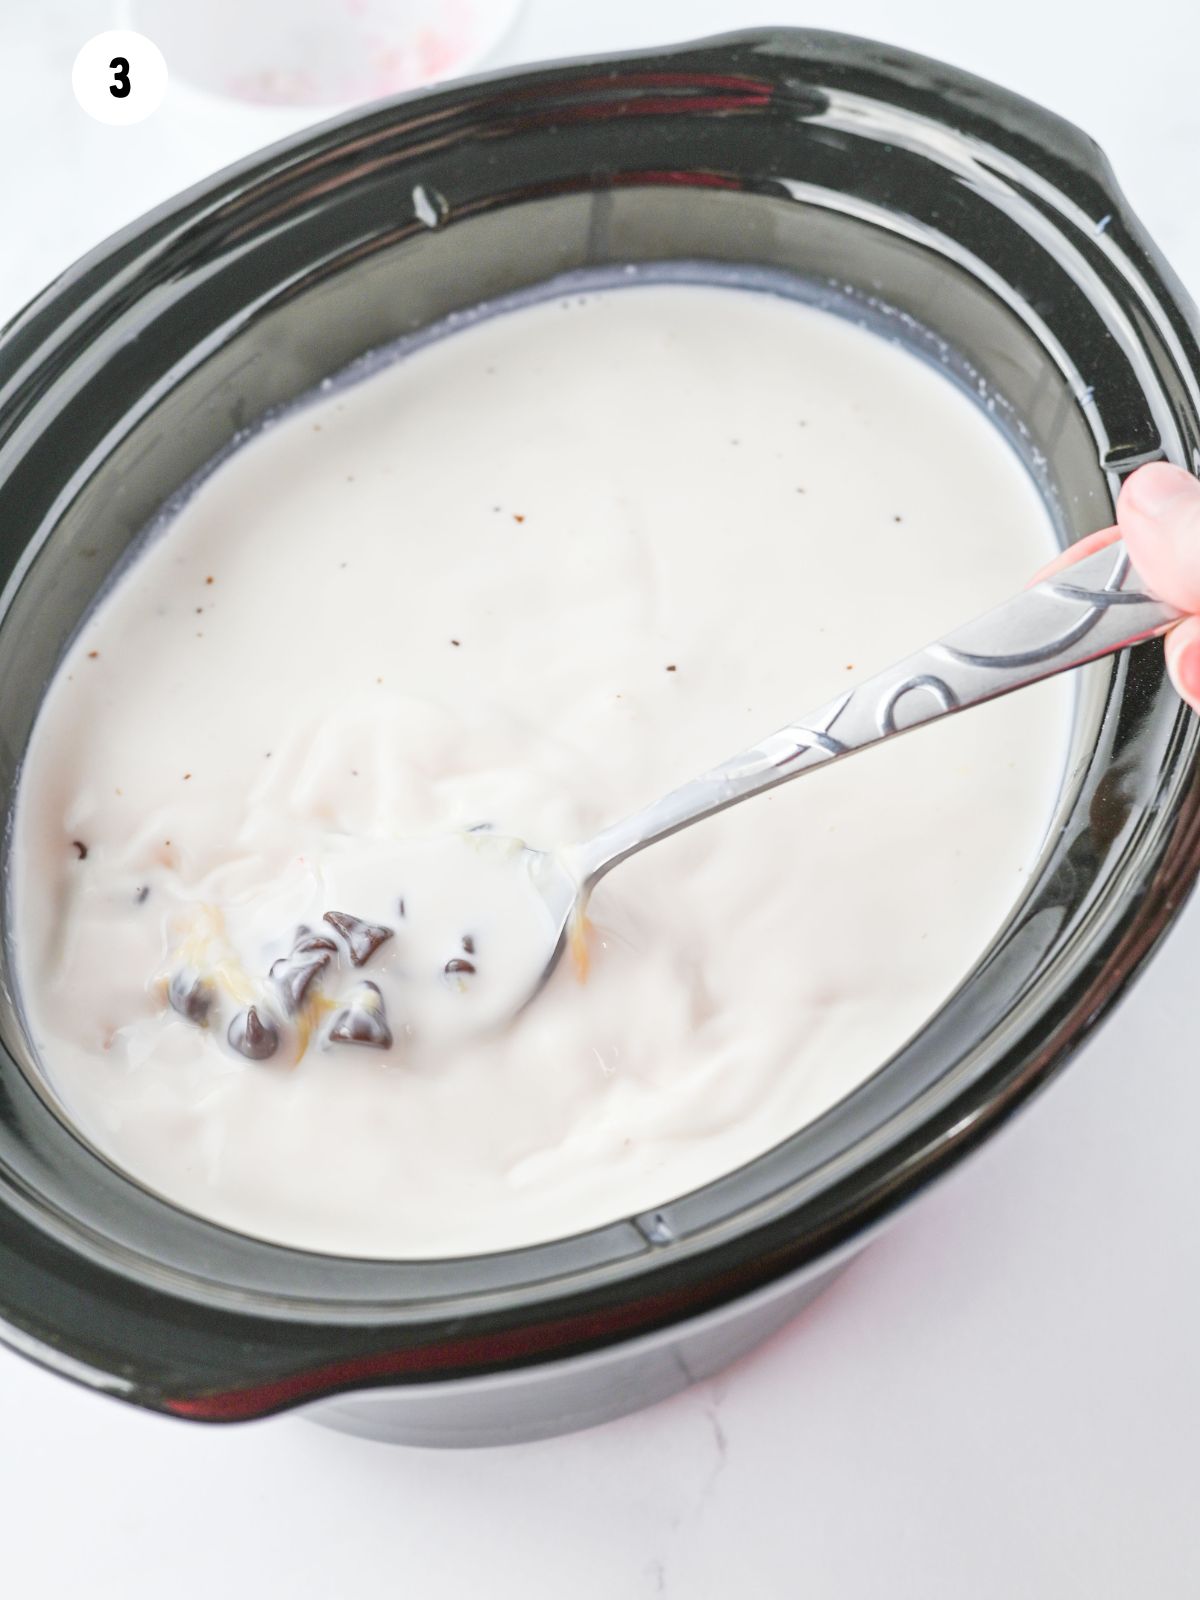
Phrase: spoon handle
[{"left": 576, "top": 539, "right": 1182, "bottom": 883}]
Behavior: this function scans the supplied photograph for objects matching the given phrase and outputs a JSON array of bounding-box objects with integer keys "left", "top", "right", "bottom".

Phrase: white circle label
[{"left": 72, "top": 31, "right": 168, "bottom": 126}]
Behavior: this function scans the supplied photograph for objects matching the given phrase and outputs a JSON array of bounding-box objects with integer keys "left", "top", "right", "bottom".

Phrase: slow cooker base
[{"left": 303, "top": 1254, "right": 854, "bottom": 1447}]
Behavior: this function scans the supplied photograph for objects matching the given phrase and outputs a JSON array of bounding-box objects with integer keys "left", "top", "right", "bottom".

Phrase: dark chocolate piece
[
  {"left": 72, "top": 840, "right": 88, "bottom": 860},
  {"left": 134, "top": 885, "right": 150, "bottom": 904},
  {"left": 271, "top": 931, "right": 336, "bottom": 1012},
  {"left": 271, "top": 950, "right": 331, "bottom": 1011},
  {"left": 168, "top": 970, "right": 213, "bottom": 1026},
  {"left": 461, "top": 934, "right": 475, "bottom": 955},
  {"left": 323, "top": 911, "right": 393, "bottom": 967},
  {"left": 444, "top": 957, "right": 476, "bottom": 981},
  {"left": 327, "top": 981, "right": 392, "bottom": 1049},
  {"left": 228, "top": 1006, "right": 279, "bottom": 1061}
]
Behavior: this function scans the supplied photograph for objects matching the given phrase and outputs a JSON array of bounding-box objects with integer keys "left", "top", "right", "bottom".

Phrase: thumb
[{"left": 1117, "top": 462, "right": 1200, "bottom": 612}]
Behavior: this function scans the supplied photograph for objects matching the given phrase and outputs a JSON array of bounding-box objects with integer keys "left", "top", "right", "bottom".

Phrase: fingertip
[
  {"left": 1117, "top": 462, "right": 1200, "bottom": 613},
  {"left": 1164, "top": 614, "right": 1200, "bottom": 714},
  {"left": 1118, "top": 460, "right": 1196, "bottom": 520}
]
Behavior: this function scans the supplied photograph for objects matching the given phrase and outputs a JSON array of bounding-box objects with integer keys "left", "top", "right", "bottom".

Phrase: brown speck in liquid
[
  {"left": 893, "top": 514, "right": 903, "bottom": 523},
  {"left": 845, "top": 664, "right": 855, "bottom": 671},
  {"left": 351, "top": 769, "right": 358, "bottom": 777},
  {"left": 513, "top": 513, "right": 525, "bottom": 524},
  {"left": 134, "top": 885, "right": 150, "bottom": 904},
  {"left": 183, "top": 773, "right": 192, "bottom": 781},
  {"left": 339, "top": 562, "right": 348, "bottom": 569},
  {"left": 72, "top": 840, "right": 88, "bottom": 860},
  {"left": 312, "top": 423, "right": 322, "bottom": 432},
  {"left": 795, "top": 487, "right": 805, "bottom": 494},
  {"left": 376, "top": 676, "right": 383, "bottom": 685},
  {"left": 87, "top": 650, "right": 99, "bottom": 659},
  {"left": 195, "top": 607, "right": 203, "bottom": 614},
  {"left": 205, "top": 576, "right": 214, "bottom": 585},
  {"left": 665, "top": 664, "right": 677, "bottom": 673},
  {"left": 450, "top": 639, "right": 461, "bottom": 647},
  {"left": 265, "top": 751, "right": 272, "bottom": 759},
  {"left": 462, "top": 934, "right": 475, "bottom": 954},
  {"left": 397, "top": 898, "right": 406, "bottom": 919}
]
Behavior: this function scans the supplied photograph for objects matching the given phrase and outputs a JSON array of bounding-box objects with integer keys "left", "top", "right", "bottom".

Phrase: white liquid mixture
[{"left": 11, "top": 282, "right": 1073, "bottom": 1257}]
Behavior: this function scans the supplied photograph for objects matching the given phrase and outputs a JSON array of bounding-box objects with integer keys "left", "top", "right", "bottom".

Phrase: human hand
[{"left": 1036, "top": 462, "right": 1200, "bottom": 711}]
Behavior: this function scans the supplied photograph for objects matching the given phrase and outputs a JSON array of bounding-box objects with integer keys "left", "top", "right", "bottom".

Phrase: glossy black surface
[{"left": 1, "top": 29, "right": 1199, "bottom": 1421}]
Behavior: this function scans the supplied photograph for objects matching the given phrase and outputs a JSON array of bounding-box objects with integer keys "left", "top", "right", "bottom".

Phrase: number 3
[{"left": 109, "top": 56, "right": 130, "bottom": 99}]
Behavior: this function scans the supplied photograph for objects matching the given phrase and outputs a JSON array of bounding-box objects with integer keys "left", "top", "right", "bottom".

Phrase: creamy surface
[{"left": 11, "top": 282, "right": 1072, "bottom": 1257}]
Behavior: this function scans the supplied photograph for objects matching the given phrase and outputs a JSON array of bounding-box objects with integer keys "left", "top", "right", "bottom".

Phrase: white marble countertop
[{"left": 3, "top": 2, "right": 1200, "bottom": 1595}]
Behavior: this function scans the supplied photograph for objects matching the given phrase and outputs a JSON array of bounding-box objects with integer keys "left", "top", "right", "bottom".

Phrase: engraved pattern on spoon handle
[{"left": 576, "top": 540, "right": 1181, "bottom": 883}]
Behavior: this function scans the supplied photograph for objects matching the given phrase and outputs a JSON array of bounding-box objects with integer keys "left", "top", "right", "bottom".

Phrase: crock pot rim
[{"left": 2, "top": 26, "right": 1198, "bottom": 1422}]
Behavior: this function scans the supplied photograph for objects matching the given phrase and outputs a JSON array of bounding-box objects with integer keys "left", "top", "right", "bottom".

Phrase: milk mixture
[{"left": 11, "top": 283, "right": 1072, "bottom": 1257}]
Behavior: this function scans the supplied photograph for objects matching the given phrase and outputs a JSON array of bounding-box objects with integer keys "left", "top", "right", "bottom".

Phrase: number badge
[{"left": 72, "top": 32, "right": 167, "bottom": 125}]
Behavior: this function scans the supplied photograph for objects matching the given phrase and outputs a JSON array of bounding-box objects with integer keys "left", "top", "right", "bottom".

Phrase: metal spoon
[{"left": 522, "top": 536, "right": 1180, "bottom": 1002}]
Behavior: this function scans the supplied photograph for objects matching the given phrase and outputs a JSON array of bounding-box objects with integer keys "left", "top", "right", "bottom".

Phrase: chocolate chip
[
  {"left": 444, "top": 956, "right": 476, "bottom": 981},
  {"left": 328, "top": 982, "right": 392, "bottom": 1049},
  {"left": 397, "top": 898, "right": 406, "bottom": 919},
  {"left": 228, "top": 1005, "right": 279, "bottom": 1061},
  {"left": 271, "top": 934, "right": 335, "bottom": 1012},
  {"left": 134, "top": 885, "right": 150, "bottom": 904},
  {"left": 72, "top": 840, "right": 88, "bottom": 860},
  {"left": 169, "top": 971, "right": 213, "bottom": 1026},
  {"left": 323, "top": 911, "right": 393, "bottom": 967},
  {"left": 271, "top": 955, "right": 326, "bottom": 1010},
  {"left": 461, "top": 934, "right": 475, "bottom": 955}
]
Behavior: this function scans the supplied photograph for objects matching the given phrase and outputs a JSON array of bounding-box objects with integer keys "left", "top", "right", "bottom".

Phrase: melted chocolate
[
  {"left": 270, "top": 932, "right": 336, "bottom": 1011},
  {"left": 323, "top": 911, "right": 393, "bottom": 967},
  {"left": 168, "top": 970, "right": 213, "bottom": 1026},
  {"left": 228, "top": 1005, "right": 279, "bottom": 1061},
  {"left": 327, "top": 982, "right": 393, "bottom": 1049}
]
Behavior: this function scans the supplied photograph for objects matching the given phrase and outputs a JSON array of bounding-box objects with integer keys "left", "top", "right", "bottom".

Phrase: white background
[{"left": 4, "top": 2, "right": 1200, "bottom": 1595}]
